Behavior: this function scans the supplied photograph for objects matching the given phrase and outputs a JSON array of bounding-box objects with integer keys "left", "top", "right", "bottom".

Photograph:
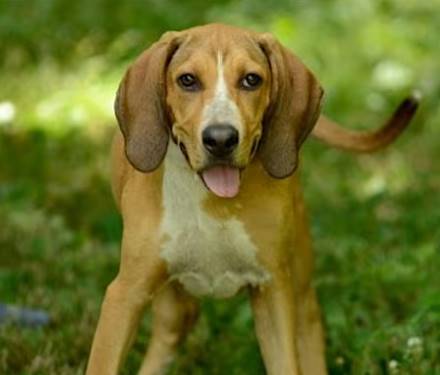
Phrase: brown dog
[{"left": 86, "top": 24, "right": 418, "bottom": 375}]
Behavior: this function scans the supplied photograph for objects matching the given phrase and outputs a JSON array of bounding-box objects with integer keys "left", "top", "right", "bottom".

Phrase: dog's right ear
[{"left": 115, "top": 32, "right": 181, "bottom": 172}]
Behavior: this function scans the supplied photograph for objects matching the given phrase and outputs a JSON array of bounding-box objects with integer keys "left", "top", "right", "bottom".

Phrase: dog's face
[
  {"left": 115, "top": 24, "right": 324, "bottom": 197},
  {"left": 166, "top": 29, "right": 270, "bottom": 173},
  {"left": 166, "top": 28, "right": 272, "bottom": 197}
]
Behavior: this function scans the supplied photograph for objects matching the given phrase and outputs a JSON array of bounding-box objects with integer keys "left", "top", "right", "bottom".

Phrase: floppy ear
[
  {"left": 115, "top": 33, "right": 181, "bottom": 172},
  {"left": 258, "top": 34, "right": 324, "bottom": 178}
]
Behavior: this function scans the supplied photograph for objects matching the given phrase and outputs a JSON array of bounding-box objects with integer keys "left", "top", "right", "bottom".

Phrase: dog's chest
[{"left": 159, "top": 145, "right": 270, "bottom": 298}]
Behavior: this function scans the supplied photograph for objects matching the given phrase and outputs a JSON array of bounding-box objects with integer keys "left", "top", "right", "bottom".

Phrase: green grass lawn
[
  {"left": 0, "top": 1, "right": 439, "bottom": 374},
  {"left": 0, "top": 114, "right": 438, "bottom": 374}
]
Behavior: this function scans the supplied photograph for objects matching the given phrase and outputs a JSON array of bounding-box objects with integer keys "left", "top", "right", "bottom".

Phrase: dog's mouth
[
  {"left": 176, "top": 139, "right": 243, "bottom": 198},
  {"left": 199, "top": 165, "right": 241, "bottom": 198}
]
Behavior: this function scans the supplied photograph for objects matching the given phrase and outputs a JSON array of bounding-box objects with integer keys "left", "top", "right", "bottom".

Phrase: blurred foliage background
[{"left": 0, "top": 0, "right": 439, "bottom": 374}]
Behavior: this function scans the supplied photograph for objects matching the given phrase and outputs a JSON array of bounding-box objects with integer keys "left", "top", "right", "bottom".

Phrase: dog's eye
[
  {"left": 241, "top": 73, "right": 262, "bottom": 90},
  {"left": 177, "top": 73, "right": 200, "bottom": 91}
]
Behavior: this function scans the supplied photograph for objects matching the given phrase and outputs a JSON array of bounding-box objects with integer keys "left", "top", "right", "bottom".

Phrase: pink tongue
[{"left": 202, "top": 166, "right": 240, "bottom": 198}]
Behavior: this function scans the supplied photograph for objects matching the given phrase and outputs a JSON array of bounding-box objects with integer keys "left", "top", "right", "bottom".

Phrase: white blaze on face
[
  {"left": 200, "top": 53, "right": 243, "bottom": 199},
  {"left": 201, "top": 53, "right": 242, "bottom": 133}
]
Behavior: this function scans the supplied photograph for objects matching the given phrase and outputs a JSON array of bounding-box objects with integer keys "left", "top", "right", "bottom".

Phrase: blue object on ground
[{"left": 0, "top": 303, "right": 50, "bottom": 327}]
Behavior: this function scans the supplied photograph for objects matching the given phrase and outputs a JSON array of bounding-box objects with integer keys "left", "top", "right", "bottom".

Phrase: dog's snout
[{"left": 202, "top": 124, "right": 239, "bottom": 157}]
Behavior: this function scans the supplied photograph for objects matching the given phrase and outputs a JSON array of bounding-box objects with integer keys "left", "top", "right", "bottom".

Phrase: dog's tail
[{"left": 312, "top": 93, "right": 420, "bottom": 152}]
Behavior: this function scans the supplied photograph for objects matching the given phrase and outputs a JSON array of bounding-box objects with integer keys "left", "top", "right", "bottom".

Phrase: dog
[{"left": 86, "top": 23, "right": 418, "bottom": 375}]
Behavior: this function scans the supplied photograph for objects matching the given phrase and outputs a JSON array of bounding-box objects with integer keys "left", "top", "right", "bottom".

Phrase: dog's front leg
[
  {"left": 86, "top": 225, "right": 167, "bottom": 375},
  {"left": 250, "top": 267, "right": 302, "bottom": 375}
]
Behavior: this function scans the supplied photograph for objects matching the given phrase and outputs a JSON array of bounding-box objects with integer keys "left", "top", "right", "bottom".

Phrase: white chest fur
[{"left": 159, "top": 144, "right": 270, "bottom": 298}]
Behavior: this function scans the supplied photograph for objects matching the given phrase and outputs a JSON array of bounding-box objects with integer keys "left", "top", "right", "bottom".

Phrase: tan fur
[
  {"left": 312, "top": 94, "right": 419, "bottom": 152},
  {"left": 86, "top": 24, "right": 418, "bottom": 375}
]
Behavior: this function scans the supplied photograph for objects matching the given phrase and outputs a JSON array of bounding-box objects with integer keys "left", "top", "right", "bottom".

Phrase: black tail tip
[{"left": 401, "top": 90, "right": 422, "bottom": 111}]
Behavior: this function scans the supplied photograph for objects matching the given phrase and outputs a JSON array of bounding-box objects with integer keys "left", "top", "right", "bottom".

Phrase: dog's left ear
[{"left": 257, "top": 34, "right": 324, "bottom": 178}]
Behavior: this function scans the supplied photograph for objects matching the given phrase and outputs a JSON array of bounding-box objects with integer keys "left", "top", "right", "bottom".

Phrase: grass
[{"left": 0, "top": 108, "right": 439, "bottom": 374}]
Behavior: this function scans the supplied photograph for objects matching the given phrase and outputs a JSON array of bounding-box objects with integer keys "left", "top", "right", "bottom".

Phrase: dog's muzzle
[{"left": 197, "top": 124, "right": 241, "bottom": 198}]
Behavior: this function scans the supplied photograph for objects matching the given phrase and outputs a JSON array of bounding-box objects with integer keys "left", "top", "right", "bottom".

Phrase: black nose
[{"left": 202, "top": 124, "right": 239, "bottom": 157}]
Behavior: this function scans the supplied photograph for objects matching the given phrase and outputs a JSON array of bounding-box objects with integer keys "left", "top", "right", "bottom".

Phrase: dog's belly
[{"left": 159, "top": 144, "right": 270, "bottom": 298}]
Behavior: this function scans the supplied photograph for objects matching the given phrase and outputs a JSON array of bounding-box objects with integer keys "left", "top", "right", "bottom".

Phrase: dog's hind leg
[{"left": 138, "top": 282, "right": 199, "bottom": 375}]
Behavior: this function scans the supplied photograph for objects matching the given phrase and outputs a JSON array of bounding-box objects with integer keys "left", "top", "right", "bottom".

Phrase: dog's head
[{"left": 115, "top": 24, "right": 324, "bottom": 197}]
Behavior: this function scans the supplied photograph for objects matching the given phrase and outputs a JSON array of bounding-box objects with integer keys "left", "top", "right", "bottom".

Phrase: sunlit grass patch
[{"left": 0, "top": 59, "right": 122, "bottom": 134}]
